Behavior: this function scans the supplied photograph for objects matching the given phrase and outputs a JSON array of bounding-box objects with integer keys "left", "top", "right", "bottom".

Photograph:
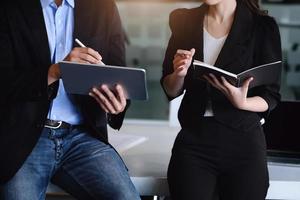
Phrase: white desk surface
[{"left": 48, "top": 122, "right": 300, "bottom": 199}]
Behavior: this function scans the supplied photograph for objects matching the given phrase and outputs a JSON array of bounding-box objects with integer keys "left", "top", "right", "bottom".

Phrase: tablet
[{"left": 59, "top": 61, "right": 148, "bottom": 100}]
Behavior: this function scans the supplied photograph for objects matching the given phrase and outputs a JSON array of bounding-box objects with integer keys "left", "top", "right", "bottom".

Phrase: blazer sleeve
[
  {"left": 105, "top": 0, "right": 129, "bottom": 130},
  {"left": 160, "top": 9, "right": 186, "bottom": 101},
  {"left": 0, "top": 5, "right": 56, "bottom": 106},
  {"left": 252, "top": 16, "right": 282, "bottom": 118},
  {"left": 106, "top": 0, "right": 126, "bottom": 67}
]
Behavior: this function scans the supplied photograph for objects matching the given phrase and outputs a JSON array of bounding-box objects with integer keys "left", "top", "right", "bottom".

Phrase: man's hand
[
  {"left": 64, "top": 47, "right": 103, "bottom": 64},
  {"left": 47, "top": 47, "right": 103, "bottom": 85},
  {"left": 89, "top": 84, "right": 127, "bottom": 115}
]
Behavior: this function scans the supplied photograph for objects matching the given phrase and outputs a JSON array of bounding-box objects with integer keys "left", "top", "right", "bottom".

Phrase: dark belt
[{"left": 44, "top": 119, "right": 82, "bottom": 129}]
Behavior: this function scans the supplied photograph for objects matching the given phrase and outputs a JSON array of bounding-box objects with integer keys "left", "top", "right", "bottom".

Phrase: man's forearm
[{"left": 48, "top": 64, "right": 60, "bottom": 85}]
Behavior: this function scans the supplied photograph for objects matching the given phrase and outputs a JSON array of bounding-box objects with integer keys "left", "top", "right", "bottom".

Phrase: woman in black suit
[{"left": 161, "top": 0, "right": 282, "bottom": 199}]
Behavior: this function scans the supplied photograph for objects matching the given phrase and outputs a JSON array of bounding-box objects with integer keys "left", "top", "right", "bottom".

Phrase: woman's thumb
[{"left": 190, "top": 48, "right": 196, "bottom": 56}]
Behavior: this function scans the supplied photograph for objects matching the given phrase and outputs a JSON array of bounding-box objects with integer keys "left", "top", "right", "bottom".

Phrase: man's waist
[{"left": 44, "top": 119, "right": 84, "bottom": 130}]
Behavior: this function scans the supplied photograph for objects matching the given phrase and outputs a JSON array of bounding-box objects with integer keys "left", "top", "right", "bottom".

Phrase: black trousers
[{"left": 168, "top": 118, "right": 269, "bottom": 200}]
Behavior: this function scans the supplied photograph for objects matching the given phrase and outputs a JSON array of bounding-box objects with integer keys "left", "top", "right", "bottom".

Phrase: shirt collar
[
  {"left": 66, "top": 0, "right": 75, "bottom": 8},
  {"left": 40, "top": 0, "right": 53, "bottom": 9},
  {"left": 40, "top": 0, "right": 75, "bottom": 9}
]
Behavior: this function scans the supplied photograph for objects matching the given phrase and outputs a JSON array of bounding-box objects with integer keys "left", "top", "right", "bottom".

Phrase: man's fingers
[
  {"left": 89, "top": 84, "right": 126, "bottom": 114},
  {"left": 69, "top": 47, "right": 102, "bottom": 63},
  {"left": 92, "top": 87, "right": 117, "bottom": 114},
  {"left": 115, "top": 84, "right": 126, "bottom": 109},
  {"left": 83, "top": 47, "right": 102, "bottom": 61},
  {"left": 89, "top": 92, "right": 109, "bottom": 113},
  {"left": 79, "top": 53, "right": 99, "bottom": 64},
  {"left": 68, "top": 57, "right": 90, "bottom": 64},
  {"left": 101, "top": 85, "right": 123, "bottom": 112}
]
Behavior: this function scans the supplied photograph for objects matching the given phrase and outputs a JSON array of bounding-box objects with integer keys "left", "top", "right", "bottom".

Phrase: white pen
[
  {"left": 75, "top": 38, "right": 105, "bottom": 65},
  {"left": 75, "top": 38, "right": 86, "bottom": 48}
]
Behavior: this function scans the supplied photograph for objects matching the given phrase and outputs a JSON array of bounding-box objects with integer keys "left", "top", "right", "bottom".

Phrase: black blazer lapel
[
  {"left": 73, "top": 0, "right": 108, "bottom": 58},
  {"left": 188, "top": 5, "right": 207, "bottom": 63},
  {"left": 18, "top": 0, "right": 51, "bottom": 67},
  {"left": 214, "top": 1, "right": 255, "bottom": 74},
  {"left": 168, "top": 5, "right": 206, "bottom": 62},
  {"left": 73, "top": 0, "right": 92, "bottom": 45}
]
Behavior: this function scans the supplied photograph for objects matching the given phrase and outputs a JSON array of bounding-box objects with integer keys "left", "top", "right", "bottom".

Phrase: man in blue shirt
[{"left": 0, "top": 0, "right": 140, "bottom": 199}]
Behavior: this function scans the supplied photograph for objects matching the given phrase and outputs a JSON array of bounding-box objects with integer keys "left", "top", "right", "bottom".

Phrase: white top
[{"left": 203, "top": 28, "right": 228, "bottom": 117}]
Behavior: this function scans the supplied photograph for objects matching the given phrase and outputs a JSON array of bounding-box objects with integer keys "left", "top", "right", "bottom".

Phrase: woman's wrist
[
  {"left": 238, "top": 97, "right": 268, "bottom": 112},
  {"left": 171, "top": 70, "right": 186, "bottom": 82},
  {"left": 163, "top": 72, "right": 185, "bottom": 98},
  {"left": 236, "top": 98, "right": 249, "bottom": 111}
]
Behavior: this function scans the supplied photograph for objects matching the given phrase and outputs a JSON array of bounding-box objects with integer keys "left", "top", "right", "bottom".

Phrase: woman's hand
[
  {"left": 163, "top": 48, "right": 196, "bottom": 98},
  {"left": 172, "top": 48, "right": 195, "bottom": 77},
  {"left": 203, "top": 74, "right": 253, "bottom": 110},
  {"left": 89, "top": 84, "right": 127, "bottom": 115}
]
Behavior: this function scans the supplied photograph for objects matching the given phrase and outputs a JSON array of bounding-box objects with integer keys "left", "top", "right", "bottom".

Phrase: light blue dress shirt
[{"left": 41, "top": 0, "right": 82, "bottom": 125}]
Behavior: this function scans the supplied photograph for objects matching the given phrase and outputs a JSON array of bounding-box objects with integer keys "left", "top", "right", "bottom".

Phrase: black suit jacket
[
  {"left": 161, "top": 2, "right": 282, "bottom": 131},
  {"left": 0, "top": 0, "right": 127, "bottom": 183}
]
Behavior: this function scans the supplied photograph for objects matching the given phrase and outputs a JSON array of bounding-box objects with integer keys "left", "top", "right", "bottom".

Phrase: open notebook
[{"left": 193, "top": 60, "right": 282, "bottom": 88}]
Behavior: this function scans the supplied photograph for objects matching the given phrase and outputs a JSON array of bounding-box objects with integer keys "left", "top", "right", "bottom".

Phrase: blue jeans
[{"left": 0, "top": 127, "right": 140, "bottom": 200}]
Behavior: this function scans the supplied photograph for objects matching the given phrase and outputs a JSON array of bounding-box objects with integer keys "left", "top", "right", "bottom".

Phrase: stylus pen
[{"left": 75, "top": 38, "right": 105, "bottom": 65}]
